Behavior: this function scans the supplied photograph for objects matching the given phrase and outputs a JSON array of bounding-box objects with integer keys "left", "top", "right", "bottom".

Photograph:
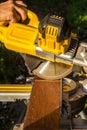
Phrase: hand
[{"left": 0, "top": 0, "right": 27, "bottom": 24}]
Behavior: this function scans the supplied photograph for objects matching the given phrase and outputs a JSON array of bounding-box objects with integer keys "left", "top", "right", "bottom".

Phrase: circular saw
[{"left": 0, "top": 10, "right": 87, "bottom": 79}]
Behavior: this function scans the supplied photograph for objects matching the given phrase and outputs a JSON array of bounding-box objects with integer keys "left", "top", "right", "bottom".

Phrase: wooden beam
[{"left": 23, "top": 78, "right": 62, "bottom": 130}]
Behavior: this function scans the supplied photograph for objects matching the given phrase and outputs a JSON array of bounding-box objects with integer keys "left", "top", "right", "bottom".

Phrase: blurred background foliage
[
  {"left": 0, "top": 44, "right": 24, "bottom": 83},
  {"left": 1, "top": 0, "right": 87, "bottom": 83}
]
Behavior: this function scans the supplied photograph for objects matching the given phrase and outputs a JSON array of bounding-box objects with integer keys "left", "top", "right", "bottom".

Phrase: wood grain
[{"left": 23, "top": 78, "right": 62, "bottom": 130}]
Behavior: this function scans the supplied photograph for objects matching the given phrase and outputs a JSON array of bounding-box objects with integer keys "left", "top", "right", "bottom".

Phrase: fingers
[
  {"left": 9, "top": 0, "right": 27, "bottom": 22},
  {"left": 0, "top": 0, "right": 27, "bottom": 24},
  {"left": 13, "top": 0, "right": 27, "bottom": 21},
  {"left": 9, "top": 9, "right": 21, "bottom": 24},
  {"left": 14, "top": 5, "right": 27, "bottom": 21},
  {"left": 8, "top": 0, "right": 27, "bottom": 7},
  {"left": 15, "top": 0, "right": 27, "bottom": 7}
]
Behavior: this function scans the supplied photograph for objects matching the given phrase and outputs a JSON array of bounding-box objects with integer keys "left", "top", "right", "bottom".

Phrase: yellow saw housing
[
  {"left": 38, "top": 14, "right": 72, "bottom": 55},
  {"left": 0, "top": 10, "right": 74, "bottom": 62}
]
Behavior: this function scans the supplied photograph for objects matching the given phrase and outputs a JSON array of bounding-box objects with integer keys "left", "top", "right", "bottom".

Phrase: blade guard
[{"left": 33, "top": 61, "right": 73, "bottom": 80}]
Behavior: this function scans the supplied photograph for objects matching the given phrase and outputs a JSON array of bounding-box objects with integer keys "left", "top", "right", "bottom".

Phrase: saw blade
[
  {"left": 23, "top": 55, "right": 73, "bottom": 80},
  {"left": 33, "top": 61, "right": 73, "bottom": 80}
]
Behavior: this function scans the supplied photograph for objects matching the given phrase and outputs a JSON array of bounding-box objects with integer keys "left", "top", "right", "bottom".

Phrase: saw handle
[
  {"left": 0, "top": 10, "right": 39, "bottom": 42},
  {"left": 0, "top": 18, "right": 30, "bottom": 42},
  {"left": 0, "top": 9, "right": 39, "bottom": 27},
  {"left": 0, "top": 12, "right": 29, "bottom": 42}
]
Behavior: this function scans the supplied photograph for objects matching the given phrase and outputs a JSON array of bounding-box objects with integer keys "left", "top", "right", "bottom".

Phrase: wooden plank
[{"left": 23, "top": 78, "right": 62, "bottom": 130}]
